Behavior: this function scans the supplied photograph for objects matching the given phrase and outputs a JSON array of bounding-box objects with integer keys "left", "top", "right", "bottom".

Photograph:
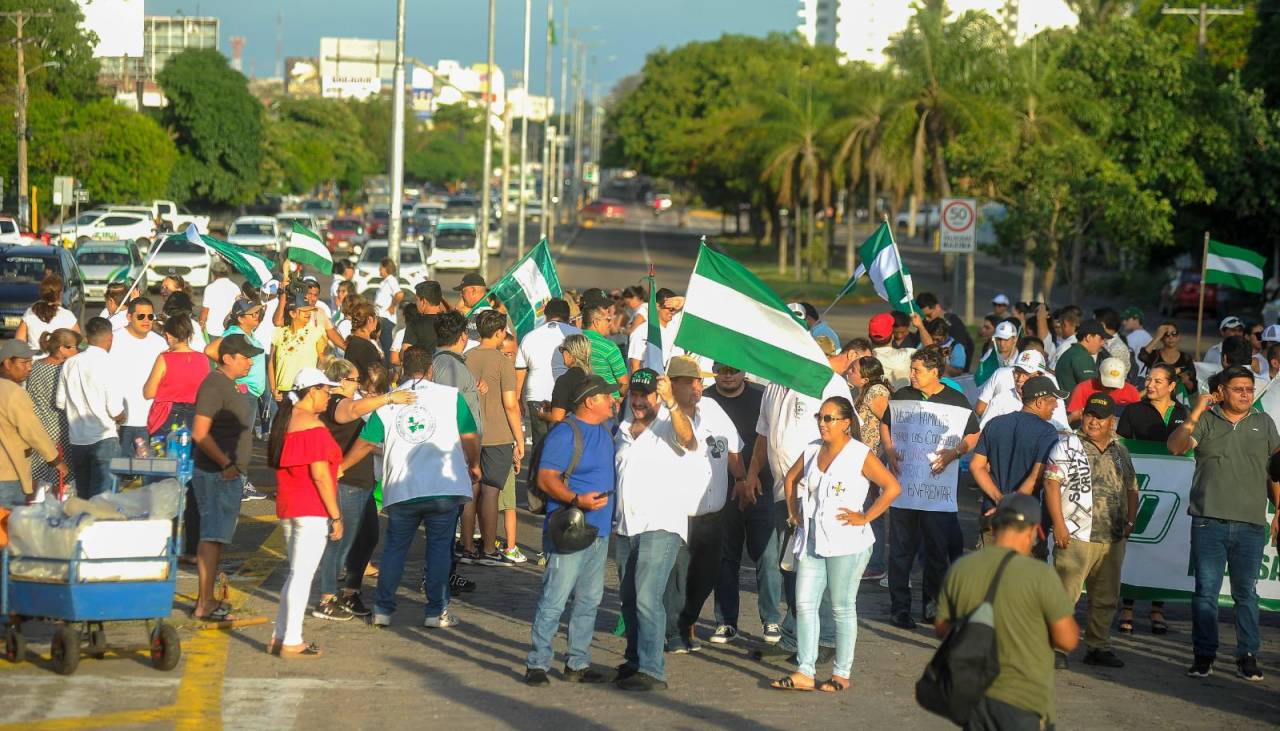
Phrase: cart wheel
[
  {"left": 50, "top": 625, "right": 80, "bottom": 675},
  {"left": 150, "top": 623, "right": 180, "bottom": 671},
  {"left": 4, "top": 625, "right": 25, "bottom": 663},
  {"left": 87, "top": 627, "right": 107, "bottom": 660}
]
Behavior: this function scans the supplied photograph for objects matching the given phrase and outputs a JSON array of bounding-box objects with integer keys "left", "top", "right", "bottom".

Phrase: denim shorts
[{"left": 192, "top": 468, "right": 244, "bottom": 544}]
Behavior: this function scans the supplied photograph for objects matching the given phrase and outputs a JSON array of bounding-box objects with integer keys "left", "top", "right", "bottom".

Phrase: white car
[
  {"left": 895, "top": 205, "right": 941, "bottom": 230},
  {"left": 74, "top": 240, "right": 146, "bottom": 301},
  {"left": 276, "top": 211, "right": 321, "bottom": 236},
  {"left": 147, "top": 233, "right": 213, "bottom": 290},
  {"left": 227, "top": 216, "right": 282, "bottom": 253},
  {"left": 485, "top": 221, "right": 502, "bottom": 255},
  {"left": 46, "top": 210, "right": 155, "bottom": 249},
  {"left": 428, "top": 223, "right": 481, "bottom": 272},
  {"left": 354, "top": 239, "right": 431, "bottom": 299},
  {"left": 0, "top": 216, "right": 24, "bottom": 245}
]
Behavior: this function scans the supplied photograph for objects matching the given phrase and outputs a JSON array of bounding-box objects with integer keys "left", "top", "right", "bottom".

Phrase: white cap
[
  {"left": 292, "top": 368, "right": 339, "bottom": 392},
  {"left": 1220, "top": 315, "right": 1244, "bottom": 331},
  {"left": 994, "top": 321, "right": 1018, "bottom": 340},
  {"left": 1262, "top": 324, "right": 1280, "bottom": 343},
  {"left": 1099, "top": 357, "right": 1128, "bottom": 388},
  {"left": 992, "top": 294, "right": 1011, "bottom": 306},
  {"left": 1012, "top": 350, "right": 1047, "bottom": 375}
]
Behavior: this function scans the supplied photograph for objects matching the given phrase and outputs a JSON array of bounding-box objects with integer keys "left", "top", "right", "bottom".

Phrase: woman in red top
[
  {"left": 269, "top": 368, "right": 343, "bottom": 658},
  {"left": 143, "top": 315, "right": 211, "bottom": 437}
]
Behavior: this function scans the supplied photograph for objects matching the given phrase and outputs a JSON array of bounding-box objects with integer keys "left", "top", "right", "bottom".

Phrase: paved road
[{"left": 3, "top": 217, "right": 1277, "bottom": 730}]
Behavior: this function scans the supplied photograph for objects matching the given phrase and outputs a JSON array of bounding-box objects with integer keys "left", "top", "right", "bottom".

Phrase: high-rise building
[{"left": 143, "top": 15, "right": 220, "bottom": 79}]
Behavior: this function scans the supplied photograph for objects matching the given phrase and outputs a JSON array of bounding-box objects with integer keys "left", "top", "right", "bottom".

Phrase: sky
[{"left": 144, "top": 1, "right": 798, "bottom": 94}]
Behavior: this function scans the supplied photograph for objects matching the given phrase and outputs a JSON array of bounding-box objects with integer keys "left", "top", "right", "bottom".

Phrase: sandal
[
  {"left": 1150, "top": 610, "right": 1168, "bottom": 635},
  {"left": 771, "top": 673, "right": 815, "bottom": 691},
  {"left": 279, "top": 642, "right": 322, "bottom": 658},
  {"left": 1117, "top": 608, "right": 1134, "bottom": 634},
  {"left": 818, "top": 677, "right": 850, "bottom": 692},
  {"left": 194, "top": 604, "right": 236, "bottom": 623}
]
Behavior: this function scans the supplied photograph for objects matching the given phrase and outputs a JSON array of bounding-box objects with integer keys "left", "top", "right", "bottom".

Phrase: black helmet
[{"left": 546, "top": 506, "right": 597, "bottom": 554}]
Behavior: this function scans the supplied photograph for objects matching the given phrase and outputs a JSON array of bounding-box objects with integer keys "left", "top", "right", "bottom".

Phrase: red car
[
  {"left": 326, "top": 217, "right": 366, "bottom": 253},
  {"left": 580, "top": 198, "right": 626, "bottom": 226},
  {"left": 1159, "top": 270, "right": 1244, "bottom": 318}
]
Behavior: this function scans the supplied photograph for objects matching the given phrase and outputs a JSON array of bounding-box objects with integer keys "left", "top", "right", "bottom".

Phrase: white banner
[
  {"left": 889, "top": 400, "right": 971, "bottom": 512},
  {"left": 1123, "top": 446, "right": 1280, "bottom": 611}
]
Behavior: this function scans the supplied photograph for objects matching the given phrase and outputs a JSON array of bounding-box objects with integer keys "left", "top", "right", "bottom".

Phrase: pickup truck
[{"left": 106, "top": 200, "right": 210, "bottom": 232}]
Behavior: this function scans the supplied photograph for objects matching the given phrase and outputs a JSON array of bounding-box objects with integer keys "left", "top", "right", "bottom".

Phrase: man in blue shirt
[{"left": 525, "top": 375, "right": 617, "bottom": 686}]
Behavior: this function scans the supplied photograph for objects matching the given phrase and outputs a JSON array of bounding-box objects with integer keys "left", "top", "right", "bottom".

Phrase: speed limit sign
[{"left": 939, "top": 198, "right": 976, "bottom": 253}]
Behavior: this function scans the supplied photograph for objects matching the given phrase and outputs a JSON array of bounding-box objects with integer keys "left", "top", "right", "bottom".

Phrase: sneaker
[
  {"left": 563, "top": 665, "right": 613, "bottom": 683},
  {"left": 1054, "top": 651, "right": 1069, "bottom": 670},
  {"left": 501, "top": 546, "right": 528, "bottom": 564},
  {"left": 448, "top": 573, "right": 477, "bottom": 593},
  {"left": 667, "top": 639, "right": 690, "bottom": 655},
  {"left": 457, "top": 550, "right": 480, "bottom": 565},
  {"left": 241, "top": 482, "right": 268, "bottom": 501},
  {"left": 1083, "top": 649, "right": 1124, "bottom": 668},
  {"left": 524, "top": 668, "right": 551, "bottom": 686},
  {"left": 339, "top": 593, "right": 371, "bottom": 618},
  {"left": 683, "top": 634, "right": 703, "bottom": 653},
  {"left": 616, "top": 671, "right": 668, "bottom": 691},
  {"left": 762, "top": 623, "right": 782, "bottom": 644},
  {"left": 890, "top": 612, "right": 917, "bottom": 630},
  {"left": 476, "top": 551, "right": 511, "bottom": 567},
  {"left": 372, "top": 613, "right": 391, "bottom": 628},
  {"left": 423, "top": 611, "right": 458, "bottom": 629},
  {"left": 709, "top": 625, "right": 738, "bottom": 644},
  {"left": 861, "top": 568, "right": 886, "bottom": 582},
  {"left": 1236, "top": 654, "right": 1264, "bottom": 682},
  {"left": 615, "top": 663, "right": 639, "bottom": 681},
  {"left": 311, "top": 597, "right": 354, "bottom": 622},
  {"left": 1186, "top": 655, "right": 1214, "bottom": 678}
]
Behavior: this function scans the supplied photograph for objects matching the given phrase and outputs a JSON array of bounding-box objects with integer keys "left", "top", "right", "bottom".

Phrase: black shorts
[{"left": 479, "top": 444, "right": 514, "bottom": 491}]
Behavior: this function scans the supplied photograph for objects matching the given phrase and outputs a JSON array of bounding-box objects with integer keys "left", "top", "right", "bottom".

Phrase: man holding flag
[{"left": 627, "top": 286, "right": 682, "bottom": 374}]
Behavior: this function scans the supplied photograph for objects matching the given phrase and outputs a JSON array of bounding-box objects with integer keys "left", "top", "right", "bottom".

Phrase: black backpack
[
  {"left": 916, "top": 550, "right": 1017, "bottom": 726},
  {"left": 524, "top": 418, "right": 583, "bottom": 515}
]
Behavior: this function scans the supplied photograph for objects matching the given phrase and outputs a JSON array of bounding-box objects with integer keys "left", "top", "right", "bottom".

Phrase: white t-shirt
[
  {"left": 56, "top": 345, "right": 125, "bottom": 444},
  {"left": 21, "top": 306, "right": 77, "bottom": 349},
  {"left": 755, "top": 374, "right": 854, "bottom": 502},
  {"left": 187, "top": 327, "right": 207, "bottom": 353},
  {"left": 375, "top": 276, "right": 401, "bottom": 321},
  {"left": 97, "top": 307, "right": 129, "bottom": 331},
  {"left": 614, "top": 412, "right": 699, "bottom": 540},
  {"left": 108, "top": 328, "right": 168, "bottom": 427},
  {"left": 795, "top": 439, "right": 874, "bottom": 557},
  {"left": 201, "top": 277, "right": 240, "bottom": 337},
  {"left": 656, "top": 398, "right": 743, "bottom": 516},
  {"left": 872, "top": 345, "right": 915, "bottom": 391},
  {"left": 366, "top": 379, "right": 474, "bottom": 507},
  {"left": 516, "top": 320, "right": 580, "bottom": 402},
  {"left": 1045, "top": 431, "right": 1093, "bottom": 541},
  {"left": 627, "top": 319, "right": 679, "bottom": 365}
]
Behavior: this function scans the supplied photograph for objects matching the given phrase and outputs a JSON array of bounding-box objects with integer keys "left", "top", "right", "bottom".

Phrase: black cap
[
  {"left": 1022, "top": 375, "right": 1068, "bottom": 402},
  {"left": 218, "top": 333, "right": 264, "bottom": 360},
  {"left": 543, "top": 297, "right": 570, "bottom": 321},
  {"left": 1083, "top": 393, "right": 1115, "bottom": 418},
  {"left": 580, "top": 287, "right": 612, "bottom": 311},
  {"left": 415, "top": 280, "right": 443, "bottom": 305},
  {"left": 1076, "top": 320, "right": 1107, "bottom": 340},
  {"left": 453, "top": 272, "right": 487, "bottom": 291},
  {"left": 630, "top": 368, "right": 658, "bottom": 395},
  {"left": 571, "top": 374, "right": 615, "bottom": 403},
  {"left": 992, "top": 493, "right": 1042, "bottom": 529}
]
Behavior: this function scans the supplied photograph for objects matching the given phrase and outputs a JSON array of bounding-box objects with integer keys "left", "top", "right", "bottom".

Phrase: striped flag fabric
[
  {"left": 641, "top": 273, "right": 664, "bottom": 372},
  {"left": 286, "top": 221, "right": 333, "bottom": 274},
  {"left": 845, "top": 221, "right": 918, "bottom": 313},
  {"left": 1205, "top": 239, "right": 1265, "bottom": 294},
  {"left": 486, "top": 239, "right": 562, "bottom": 339},
  {"left": 674, "top": 243, "right": 832, "bottom": 399},
  {"left": 183, "top": 224, "right": 275, "bottom": 289}
]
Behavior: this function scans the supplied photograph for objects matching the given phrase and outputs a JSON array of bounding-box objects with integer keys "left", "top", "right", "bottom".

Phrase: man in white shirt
[
  {"left": 109, "top": 298, "right": 168, "bottom": 459},
  {"left": 200, "top": 261, "right": 240, "bottom": 337},
  {"left": 1049, "top": 306, "right": 1083, "bottom": 370},
  {"left": 58, "top": 317, "right": 126, "bottom": 497},
  {"left": 99, "top": 281, "right": 131, "bottom": 330},
  {"left": 1121, "top": 306, "right": 1152, "bottom": 353},
  {"left": 627, "top": 289, "right": 684, "bottom": 373},
  {"left": 516, "top": 298, "right": 580, "bottom": 444},
  {"left": 374, "top": 258, "right": 404, "bottom": 359},
  {"left": 976, "top": 350, "right": 1069, "bottom": 429},
  {"left": 869, "top": 311, "right": 931, "bottom": 391},
  {"left": 256, "top": 279, "right": 281, "bottom": 352}
]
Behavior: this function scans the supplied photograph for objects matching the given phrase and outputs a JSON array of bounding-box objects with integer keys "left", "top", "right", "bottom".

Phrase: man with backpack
[{"left": 934, "top": 493, "right": 1078, "bottom": 730}]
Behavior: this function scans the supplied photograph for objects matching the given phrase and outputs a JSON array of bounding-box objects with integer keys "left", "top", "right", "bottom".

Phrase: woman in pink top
[{"left": 143, "top": 315, "right": 211, "bottom": 437}]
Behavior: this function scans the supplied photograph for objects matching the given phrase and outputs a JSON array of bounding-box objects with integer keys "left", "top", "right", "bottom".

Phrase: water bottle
[
  {"left": 165, "top": 424, "right": 180, "bottom": 462},
  {"left": 175, "top": 425, "right": 193, "bottom": 478}
]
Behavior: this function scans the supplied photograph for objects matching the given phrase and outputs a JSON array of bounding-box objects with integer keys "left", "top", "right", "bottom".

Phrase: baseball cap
[
  {"left": 0, "top": 339, "right": 39, "bottom": 361},
  {"left": 580, "top": 287, "right": 612, "bottom": 311},
  {"left": 667, "top": 355, "right": 714, "bottom": 380},
  {"left": 1012, "top": 350, "right": 1047, "bottom": 375},
  {"left": 992, "top": 294, "right": 1010, "bottom": 306},
  {"left": 1076, "top": 320, "right": 1107, "bottom": 340},
  {"left": 868, "top": 312, "right": 895, "bottom": 341},
  {"left": 292, "top": 367, "right": 339, "bottom": 392},
  {"left": 991, "top": 493, "right": 1042, "bottom": 529},
  {"left": 1220, "top": 315, "right": 1244, "bottom": 331},
  {"left": 1084, "top": 392, "right": 1115, "bottom": 418},
  {"left": 1099, "top": 357, "right": 1127, "bottom": 388},
  {"left": 230, "top": 298, "right": 263, "bottom": 319},
  {"left": 453, "top": 272, "right": 487, "bottom": 291},
  {"left": 1021, "top": 375, "right": 1068, "bottom": 402},
  {"left": 286, "top": 292, "right": 312, "bottom": 311},
  {"left": 217, "top": 333, "right": 265, "bottom": 360},
  {"left": 1121, "top": 306, "right": 1143, "bottom": 321},
  {"left": 1262, "top": 324, "right": 1280, "bottom": 343},
  {"left": 993, "top": 321, "right": 1017, "bottom": 340},
  {"left": 630, "top": 368, "right": 658, "bottom": 395},
  {"left": 571, "top": 374, "right": 615, "bottom": 403},
  {"left": 414, "top": 280, "right": 443, "bottom": 305}
]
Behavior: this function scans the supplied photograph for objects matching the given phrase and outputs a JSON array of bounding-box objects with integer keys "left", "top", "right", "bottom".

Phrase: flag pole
[
  {"left": 885, "top": 212, "right": 916, "bottom": 315},
  {"left": 1196, "top": 230, "right": 1209, "bottom": 360},
  {"left": 119, "top": 234, "right": 172, "bottom": 306}
]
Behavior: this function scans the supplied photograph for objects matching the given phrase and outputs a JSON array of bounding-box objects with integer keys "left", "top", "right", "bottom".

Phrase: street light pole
[
  {"left": 571, "top": 42, "right": 586, "bottom": 218},
  {"left": 517, "top": 0, "right": 532, "bottom": 258},
  {"left": 539, "top": 0, "right": 554, "bottom": 245},
  {"left": 387, "top": 0, "right": 407, "bottom": 264},
  {"left": 557, "top": 0, "right": 570, "bottom": 230},
  {"left": 479, "top": 0, "right": 496, "bottom": 281}
]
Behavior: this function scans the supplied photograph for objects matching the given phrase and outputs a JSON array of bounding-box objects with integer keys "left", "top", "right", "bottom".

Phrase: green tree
[
  {"left": 0, "top": 0, "right": 103, "bottom": 102},
  {"left": 1243, "top": 0, "right": 1280, "bottom": 105},
  {"left": 158, "top": 48, "right": 264, "bottom": 206},
  {"left": 260, "top": 98, "right": 377, "bottom": 201},
  {"left": 60, "top": 100, "right": 177, "bottom": 202},
  {"left": 406, "top": 103, "right": 486, "bottom": 188},
  {"left": 1135, "top": 0, "right": 1257, "bottom": 72}
]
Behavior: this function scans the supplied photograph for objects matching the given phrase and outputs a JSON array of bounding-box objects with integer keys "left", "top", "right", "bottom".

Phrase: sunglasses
[
  {"left": 814, "top": 414, "right": 849, "bottom": 424},
  {"left": 134, "top": 313, "right": 156, "bottom": 321},
  {"left": 1164, "top": 331, "right": 1179, "bottom": 337}
]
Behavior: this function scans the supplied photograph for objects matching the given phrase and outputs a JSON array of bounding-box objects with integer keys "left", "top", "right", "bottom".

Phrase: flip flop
[
  {"left": 194, "top": 604, "right": 236, "bottom": 623},
  {"left": 279, "top": 642, "right": 322, "bottom": 658},
  {"left": 818, "top": 677, "right": 850, "bottom": 693},
  {"left": 1150, "top": 611, "right": 1169, "bottom": 635},
  {"left": 771, "top": 674, "right": 815, "bottom": 691}
]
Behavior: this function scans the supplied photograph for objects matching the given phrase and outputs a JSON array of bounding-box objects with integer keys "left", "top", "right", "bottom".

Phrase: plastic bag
[
  {"left": 7, "top": 500, "right": 94, "bottom": 559},
  {"left": 87, "top": 479, "right": 182, "bottom": 521}
]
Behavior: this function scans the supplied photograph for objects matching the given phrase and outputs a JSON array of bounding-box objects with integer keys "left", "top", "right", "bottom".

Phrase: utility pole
[
  {"left": 4, "top": 9, "right": 54, "bottom": 230},
  {"left": 516, "top": 0, "right": 532, "bottom": 258},
  {"left": 571, "top": 42, "right": 587, "bottom": 218},
  {"left": 547, "top": 124, "right": 558, "bottom": 246},
  {"left": 557, "top": 0, "right": 570, "bottom": 230},
  {"left": 479, "top": 0, "right": 496, "bottom": 281},
  {"left": 500, "top": 88, "right": 512, "bottom": 244},
  {"left": 388, "top": 0, "right": 407, "bottom": 263},
  {"left": 1160, "top": 4, "right": 1244, "bottom": 56},
  {"left": 539, "top": 0, "right": 554, "bottom": 245}
]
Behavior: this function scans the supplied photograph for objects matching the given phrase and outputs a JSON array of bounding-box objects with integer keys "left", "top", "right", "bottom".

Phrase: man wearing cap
[
  {"left": 1203, "top": 316, "right": 1246, "bottom": 366},
  {"left": 976, "top": 350, "right": 1069, "bottom": 429},
  {"left": 58, "top": 317, "right": 125, "bottom": 498},
  {"left": 453, "top": 273, "right": 490, "bottom": 346},
  {"left": 975, "top": 321, "right": 1019, "bottom": 387},
  {"left": 1043, "top": 393, "right": 1138, "bottom": 670},
  {"left": 1065, "top": 357, "right": 1141, "bottom": 427},
  {"left": 869, "top": 311, "right": 931, "bottom": 391},
  {"left": 191, "top": 334, "right": 261, "bottom": 622},
  {"left": 990, "top": 294, "right": 1011, "bottom": 320},
  {"left": 790, "top": 302, "right": 840, "bottom": 348},
  {"left": 937, "top": 493, "right": 1078, "bottom": 729},
  {"left": 0, "top": 339, "right": 67, "bottom": 506},
  {"left": 1054, "top": 319, "right": 1106, "bottom": 395},
  {"left": 109, "top": 297, "right": 169, "bottom": 460},
  {"left": 517, "top": 298, "right": 580, "bottom": 446},
  {"left": 1168, "top": 365, "right": 1280, "bottom": 682},
  {"left": 1122, "top": 307, "right": 1152, "bottom": 354},
  {"left": 525, "top": 375, "right": 617, "bottom": 687}
]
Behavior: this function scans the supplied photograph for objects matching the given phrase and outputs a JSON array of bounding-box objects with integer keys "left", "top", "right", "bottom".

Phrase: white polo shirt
[
  {"left": 614, "top": 412, "right": 698, "bottom": 540},
  {"left": 108, "top": 328, "right": 168, "bottom": 428},
  {"left": 756, "top": 374, "right": 852, "bottom": 503},
  {"left": 659, "top": 398, "right": 743, "bottom": 516},
  {"left": 57, "top": 345, "right": 125, "bottom": 445},
  {"left": 977, "top": 365, "right": 1069, "bottom": 429},
  {"left": 516, "top": 320, "right": 580, "bottom": 402}
]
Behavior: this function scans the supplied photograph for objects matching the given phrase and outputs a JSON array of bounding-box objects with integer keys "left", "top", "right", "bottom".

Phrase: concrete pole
[
  {"left": 387, "top": 0, "right": 407, "bottom": 263},
  {"left": 539, "top": 0, "right": 554, "bottom": 244},
  {"left": 517, "top": 0, "right": 532, "bottom": 258},
  {"left": 479, "top": 0, "right": 496, "bottom": 280}
]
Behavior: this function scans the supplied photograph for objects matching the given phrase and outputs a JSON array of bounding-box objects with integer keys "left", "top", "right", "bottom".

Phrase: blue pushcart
[{"left": 1, "top": 457, "right": 187, "bottom": 675}]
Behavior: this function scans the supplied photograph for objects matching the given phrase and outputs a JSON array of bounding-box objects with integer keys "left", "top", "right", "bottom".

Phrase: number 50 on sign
[{"left": 940, "top": 198, "right": 976, "bottom": 254}]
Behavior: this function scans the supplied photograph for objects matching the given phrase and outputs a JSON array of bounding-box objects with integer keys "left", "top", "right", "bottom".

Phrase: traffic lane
[{"left": 555, "top": 220, "right": 704, "bottom": 293}]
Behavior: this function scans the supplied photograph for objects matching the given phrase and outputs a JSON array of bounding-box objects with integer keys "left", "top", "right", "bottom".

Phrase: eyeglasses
[
  {"left": 814, "top": 414, "right": 849, "bottom": 424},
  {"left": 1226, "top": 385, "right": 1256, "bottom": 395},
  {"left": 134, "top": 313, "right": 156, "bottom": 321}
]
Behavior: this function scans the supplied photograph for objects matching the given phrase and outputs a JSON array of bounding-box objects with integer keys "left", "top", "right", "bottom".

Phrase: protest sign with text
[{"left": 889, "top": 400, "right": 971, "bottom": 512}]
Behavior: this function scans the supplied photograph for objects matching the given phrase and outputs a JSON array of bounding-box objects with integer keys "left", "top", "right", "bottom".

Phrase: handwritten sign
[{"left": 889, "top": 400, "right": 972, "bottom": 512}]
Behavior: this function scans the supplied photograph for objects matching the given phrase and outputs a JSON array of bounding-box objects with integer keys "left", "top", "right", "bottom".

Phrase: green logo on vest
[{"left": 1129, "top": 476, "right": 1178, "bottom": 544}]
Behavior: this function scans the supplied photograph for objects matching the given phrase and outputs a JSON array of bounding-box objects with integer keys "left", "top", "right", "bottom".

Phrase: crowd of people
[{"left": 0, "top": 262, "right": 1277, "bottom": 728}]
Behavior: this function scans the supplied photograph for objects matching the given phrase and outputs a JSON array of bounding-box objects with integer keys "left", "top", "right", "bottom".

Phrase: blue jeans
[
  {"left": 795, "top": 526, "right": 872, "bottom": 678},
  {"left": 715, "top": 497, "right": 782, "bottom": 629},
  {"left": 527, "top": 536, "right": 608, "bottom": 672},
  {"left": 317, "top": 484, "right": 371, "bottom": 597},
  {"left": 69, "top": 438, "right": 118, "bottom": 499},
  {"left": 0, "top": 481, "right": 25, "bottom": 508},
  {"left": 865, "top": 485, "right": 887, "bottom": 574},
  {"left": 775, "top": 500, "right": 834, "bottom": 650},
  {"left": 617, "top": 531, "right": 682, "bottom": 681},
  {"left": 375, "top": 498, "right": 460, "bottom": 620},
  {"left": 1190, "top": 516, "right": 1268, "bottom": 658}
]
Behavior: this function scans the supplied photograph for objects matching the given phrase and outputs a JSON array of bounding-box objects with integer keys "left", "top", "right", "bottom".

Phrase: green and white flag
[
  {"left": 675, "top": 243, "right": 832, "bottom": 398},
  {"left": 286, "top": 221, "right": 333, "bottom": 274},
  {"left": 841, "top": 221, "right": 918, "bottom": 314},
  {"left": 183, "top": 224, "right": 275, "bottom": 288},
  {"left": 1205, "top": 239, "right": 1265, "bottom": 294},
  {"left": 642, "top": 273, "right": 663, "bottom": 372},
  {"left": 487, "top": 239, "right": 562, "bottom": 339}
]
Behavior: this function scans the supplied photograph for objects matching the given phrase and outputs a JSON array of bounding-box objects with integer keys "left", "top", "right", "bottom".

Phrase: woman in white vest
[{"left": 771, "top": 396, "right": 901, "bottom": 693}]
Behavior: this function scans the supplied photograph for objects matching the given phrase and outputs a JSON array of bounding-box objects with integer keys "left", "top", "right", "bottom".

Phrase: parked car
[
  {"left": 147, "top": 233, "right": 213, "bottom": 290},
  {"left": 580, "top": 198, "right": 626, "bottom": 227},
  {"left": 0, "top": 216, "right": 24, "bottom": 245},
  {"left": 427, "top": 223, "right": 481, "bottom": 273},
  {"left": 227, "top": 216, "right": 282, "bottom": 253},
  {"left": 353, "top": 239, "right": 431, "bottom": 298},
  {"left": 1158, "top": 269, "right": 1251, "bottom": 319},
  {"left": 74, "top": 240, "right": 145, "bottom": 302},
  {"left": 326, "top": 217, "right": 367, "bottom": 254},
  {"left": 0, "top": 244, "right": 86, "bottom": 339},
  {"left": 895, "top": 205, "right": 941, "bottom": 230},
  {"left": 45, "top": 210, "right": 155, "bottom": 249},
  {"left": 106, "top": 200, "right": 209, "bottom": 232}
]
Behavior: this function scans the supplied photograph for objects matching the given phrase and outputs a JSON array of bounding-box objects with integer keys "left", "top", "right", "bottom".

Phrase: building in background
[
  {"left": 144, "top": 15, "right": 220, "bottom": 79},
  {"left": 78, "top": 4, "right": 219, "bottom": 108}
]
